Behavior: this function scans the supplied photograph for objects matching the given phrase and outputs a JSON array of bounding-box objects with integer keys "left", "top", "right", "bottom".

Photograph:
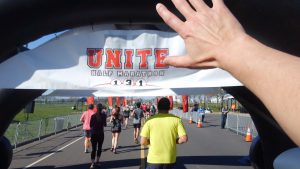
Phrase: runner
[
  {"left": 123, "top": 105, "right": 130, "bottom": 129},
  {"left": 89, "top": 103, "right": 107, "bottom": 168},
  {"left": 145, "top": 107, "right": 150, "bottom": 119},
  {"left": 150, "top": 104, "right": 157, "bottom": 116},
  {"left": 131, "top": 102, "right": 144, "bottom": 144},
  {"left": 80, "top": 104, "right": 95, "bottom": 153},
  {"left": 109, "top": 106, "right": 123, "bottom": 154},
  {"left": 141, "top": 97, "right": 188, "bottom": 169}
]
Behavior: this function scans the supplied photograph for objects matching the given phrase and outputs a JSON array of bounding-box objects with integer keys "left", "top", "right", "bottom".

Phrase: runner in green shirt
[{"left": 141, "top": 97, "right": 188, "bottom": 169}]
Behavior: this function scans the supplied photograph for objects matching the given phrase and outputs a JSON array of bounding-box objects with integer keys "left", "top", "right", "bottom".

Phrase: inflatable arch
[{"left": 0, "top": 0, "right": 300, "bottom": 168}]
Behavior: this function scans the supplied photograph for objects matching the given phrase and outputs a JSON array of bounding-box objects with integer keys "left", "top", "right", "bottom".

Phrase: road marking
[
  {"left": 140, "top": 121, "right": 146, "bottom": 169},
  {"left": 140, "top": 144, "right": 146, "bottom": 169},
  {"left": 23, "top": 137, "right": 83, "bottom": 169}
]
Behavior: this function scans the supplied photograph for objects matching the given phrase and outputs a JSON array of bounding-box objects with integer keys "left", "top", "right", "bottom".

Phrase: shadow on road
[
  {"left": 11, "top": 155, "right": 250, "bottom": 169},
  {"left": 26, "top": 150, "right": 62, "bottom": 156},
  {"left": 176, "top": 155, "right": 251, "bottom": 168},
  {"left": 11, "top": 158, "right": 140, "bottom": 169}
]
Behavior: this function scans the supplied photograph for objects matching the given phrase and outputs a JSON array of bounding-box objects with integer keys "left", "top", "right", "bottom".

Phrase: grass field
[
  {"left": 5, "top": 102, "right": 85, "bottom": 145},
  {"left": 173, "top": 102, "right": 222, "bottom": 112},
  {"left": 14, "top": 102, "right": 87, "bottom": 122}
]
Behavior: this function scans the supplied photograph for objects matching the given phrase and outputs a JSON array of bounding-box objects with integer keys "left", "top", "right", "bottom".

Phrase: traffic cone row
[
  {"left": 197, "top": 118, "right": 202, "bottom": 128},
  {"left": 245, "top": 127, "right": 252, "bottom": 142}
]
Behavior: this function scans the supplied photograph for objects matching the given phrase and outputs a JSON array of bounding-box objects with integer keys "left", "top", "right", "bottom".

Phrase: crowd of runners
[{"left": 80, "top": 101, "right": 158, "bottom": 168}]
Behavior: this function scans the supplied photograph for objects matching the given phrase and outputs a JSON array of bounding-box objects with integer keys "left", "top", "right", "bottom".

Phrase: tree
[{"left": 217, "top": 88, "right": 226, "bottom": 111}]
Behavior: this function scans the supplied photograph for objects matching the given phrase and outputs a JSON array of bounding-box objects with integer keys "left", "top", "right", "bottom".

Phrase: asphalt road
[{"left": 9, "top": 114, "right": 252, "bottom": 169}]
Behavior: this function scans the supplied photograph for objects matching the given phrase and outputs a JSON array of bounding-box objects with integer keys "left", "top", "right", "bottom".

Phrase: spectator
[
  {"left": 199, "top": 107, "right": 205, "bottom": 122},
  {"left": 221, "top": 105, "right": 229, "bottom": 129}
]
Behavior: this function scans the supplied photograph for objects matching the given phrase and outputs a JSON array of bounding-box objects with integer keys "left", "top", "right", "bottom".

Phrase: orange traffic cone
[
  {"left": 197, "top": 119, "right": 202, "bottom": 128},
  {"left": 189, "top": 116, "right": 193, "bottom": 124},
  {"left": 245, "top": 128, "right": 252, "bottom": 142}
]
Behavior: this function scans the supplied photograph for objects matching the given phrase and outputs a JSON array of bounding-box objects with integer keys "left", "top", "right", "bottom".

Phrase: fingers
[
  {"left": 188, "top": 0, "right": 210, "bottom": 12},
  {"left": 164, "top": 55, "right": 218, "bottom": 69},
  {"left": 163, "top": 55, "right": 195, "bottom": 68},
  {"left": 212, "top": 0, "right": 225, "bottom": 10},
  {"left": 156, "top": 3, "right": 185, "bottom": 34},
  {"left": 171, "top": 0, "right": 195, "bottom": 19}
]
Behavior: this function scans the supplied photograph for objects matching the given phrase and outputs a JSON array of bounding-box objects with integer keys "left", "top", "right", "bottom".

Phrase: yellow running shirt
[{"left": 140, "top": 113, "right": 187, "bottom": 164}]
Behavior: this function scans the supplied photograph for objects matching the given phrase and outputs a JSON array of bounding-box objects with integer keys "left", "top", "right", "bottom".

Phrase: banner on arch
[{"left": 0, "top": 25, "right": 242, "bottom": 93}]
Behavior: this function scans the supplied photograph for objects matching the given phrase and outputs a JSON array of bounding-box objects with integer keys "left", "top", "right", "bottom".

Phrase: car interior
[{"left": 0, "top": 0, "right": 299, "bottom": 169}]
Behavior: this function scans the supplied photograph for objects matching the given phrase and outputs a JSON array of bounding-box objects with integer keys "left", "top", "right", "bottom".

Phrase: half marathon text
[{"left": 91, "top": 70, "right": 165, "bottom": 77}]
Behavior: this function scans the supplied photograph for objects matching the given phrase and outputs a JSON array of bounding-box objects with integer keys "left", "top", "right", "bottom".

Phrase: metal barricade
[
  {"left": 4, "top": 113, "right": 82, "bottom": 149},
  {"left": 171, "top": 109, "right": 200, "bottom": 123},
  {"left": 226, "top": 113, "right": 258, "bottom": 138},
  {"left": 171, "top": 109, "right": 258, "bottom": 138}
]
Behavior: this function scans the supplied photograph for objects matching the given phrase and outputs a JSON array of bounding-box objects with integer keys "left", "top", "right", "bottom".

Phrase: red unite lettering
[
  {"left": 155, "top": 49, "right": 168, "bottom": 69},
  {"left": 124, "top": 49, "right": 133, "bottom": 69},
  {"left": 87, "top": 48, "right": 103, "bottom": 68},
  {"left": 105, "top": 49, "right": 122, "bottom": 69},
  {"left": 136, "top": 49, "right": 151, "bottom": 69},
  {"left": 86, "top": 48, "right": 169, "bottom": 69}
]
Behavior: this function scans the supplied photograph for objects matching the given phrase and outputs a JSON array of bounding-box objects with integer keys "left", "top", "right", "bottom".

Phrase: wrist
[{"left": 216, "top": 33, "right": 255, "bottom": 70}]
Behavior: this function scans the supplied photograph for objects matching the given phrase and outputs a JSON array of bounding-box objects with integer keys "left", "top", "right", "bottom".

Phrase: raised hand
[{"left": 156, "top": 0, "right": 246, "bottom": 69}]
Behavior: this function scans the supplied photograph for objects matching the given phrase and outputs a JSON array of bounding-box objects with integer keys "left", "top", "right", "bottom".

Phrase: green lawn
[
  {"left": 173, "top": 102, "right": 222, "bottom": 113},
  {"left": 6, "top": 102, "right": 85, "bottom": 146},
  {"left": 14, "top": 103, "right": 87, "bottom": 122}
]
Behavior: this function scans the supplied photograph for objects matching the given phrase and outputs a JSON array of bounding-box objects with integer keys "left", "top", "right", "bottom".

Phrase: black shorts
[
  {"left": 133, "top": 123, "right": 141, "bottom": 129},
  {"left": 83, "top": 130, "right": 91, "bottom": 138},
  {"left": 111, "top": 127, "right": 121, "bottom": 133},
  {"left": 146, "top": 163, "right": 175, "bottom": 169},
  {"left": 112, "top": 130, "right": 121, "bottom": 133},
  {"left": 124, "top": 116, "right": 129, "bottom": 118}
]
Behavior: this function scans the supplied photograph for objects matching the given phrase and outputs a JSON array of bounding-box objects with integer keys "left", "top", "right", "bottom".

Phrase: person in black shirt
[
  {"left": 221, "top": 105, "right": 229, "bottom": 129},
  {"left": 89, "top": 103, "right": 107, "bottom": 168},
  {"left": 110, "top": 106, "right": 123, "bottom": 154}
]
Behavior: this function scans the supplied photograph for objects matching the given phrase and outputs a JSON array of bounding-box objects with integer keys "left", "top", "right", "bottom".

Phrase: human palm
[{"left": 156, "top": 0, "right": 245, "bottom": 69}]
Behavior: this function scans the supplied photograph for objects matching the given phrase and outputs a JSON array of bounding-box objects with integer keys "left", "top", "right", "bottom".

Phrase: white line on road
[{"left": 23, "top": 137, "right": 83, "bottom": 169}]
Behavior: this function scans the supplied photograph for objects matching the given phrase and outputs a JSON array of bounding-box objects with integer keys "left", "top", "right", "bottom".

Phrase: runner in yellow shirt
[{"left": 141, "top": 97, "right": 188, "bottom": 169}]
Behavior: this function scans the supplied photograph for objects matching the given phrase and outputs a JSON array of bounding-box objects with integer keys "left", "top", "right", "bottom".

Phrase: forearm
[
  {"left": 156, "top": 0, "right": 300, "bottom": 146},
  {"left": 176, "top": 135, "right": 188, "bottom": 144},
  {"left": 218, "top": 34, "right": 300, "bottom": 145},
  {"left": 141, "top": 137, "right": 150, "bottom": 145}
]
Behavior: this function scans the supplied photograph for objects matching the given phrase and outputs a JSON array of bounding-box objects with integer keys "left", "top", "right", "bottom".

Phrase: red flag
[
  {"left": 116, "top": 97, "right": 120, "bottom": 107},
  {"left": 123, "top": 99, "right": 127, "bottom": 106},
  {"left": 168, "top": 96, "right": 173, "bottom": 110},
  {"left": 87, "top": 96, "right": 94, "bottom": 105},
  {"left": 108, "top": 97, "right": 113, "bottom": 109},
  {"left": 182, "top": 95, "right": 189, "bottom": 113}
]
